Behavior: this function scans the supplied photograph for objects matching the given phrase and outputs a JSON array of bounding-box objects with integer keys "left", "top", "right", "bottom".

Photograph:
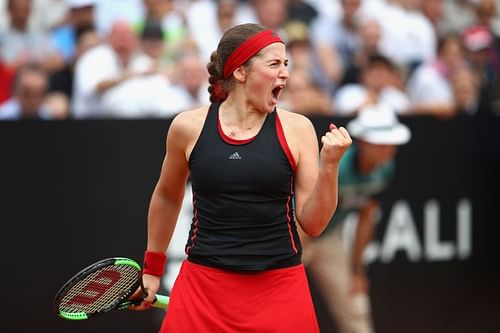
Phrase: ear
[{"left": 233, "top": 66, "right": 247, "bottom": 83}]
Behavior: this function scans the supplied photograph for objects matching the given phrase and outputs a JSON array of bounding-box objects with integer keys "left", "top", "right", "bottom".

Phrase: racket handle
[{"left": 152, "top": 294, "right": 169, "bottom": 310}]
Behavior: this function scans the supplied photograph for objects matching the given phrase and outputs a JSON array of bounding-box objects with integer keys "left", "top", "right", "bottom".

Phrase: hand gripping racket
[{"left": 53, "top": 257, "right": 169, "bottom": 320}]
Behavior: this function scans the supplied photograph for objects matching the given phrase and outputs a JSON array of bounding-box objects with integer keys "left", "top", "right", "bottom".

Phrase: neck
[
  {"left": 12, "top": 20, "right": 28, "bottom": 31},
  {"left": 219, "top": 97, "right": 267, "bottom": 138},
  {"left": 220, "top": 100, "right": 262, "bottom": 125},
  {"left": 115, "top": 51, "right": 132, "bottom": 68},
  {"left": 223, "top": 89, "right": 266, "bottom": 119},
  {"left": 152, "top": 4, "right": 172, "bottom": 20}
]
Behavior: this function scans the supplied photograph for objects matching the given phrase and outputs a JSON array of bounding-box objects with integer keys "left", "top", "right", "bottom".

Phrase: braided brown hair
[{"left": 207, "top": 23, "right": 267, "bottom": 103}]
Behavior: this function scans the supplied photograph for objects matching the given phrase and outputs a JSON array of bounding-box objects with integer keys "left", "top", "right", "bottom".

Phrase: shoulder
[
  {"left": 276, "top": 108, "right": 318, "bottom": 163},
  {"left": 0, "top": 100, "right": 19, "bottom": 119},
  {"left": 167, "top": 105, "right": 210, "bottom": 144},
  {"left": 84, "top": 44, "right": 109, "bottom": 57},
  {"left": 276, "top": 108, "right": 316, "bottom": 134},
  {"left": 171, "top": 105, "right": 209, "bottom": 128},
  {"left": 276, "top": 108, "right": 312, "bottom": 125},
  {"left": 76, "top": 44, "right": 110, "bottom": 68},
  {"left": 311, "top": 15, "right": 338, "bottom": 43}
]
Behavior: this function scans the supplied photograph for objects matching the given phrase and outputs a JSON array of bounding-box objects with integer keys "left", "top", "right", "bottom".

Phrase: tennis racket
[{"left": 53, "top": 257, "right": 169, "bottom": 320}]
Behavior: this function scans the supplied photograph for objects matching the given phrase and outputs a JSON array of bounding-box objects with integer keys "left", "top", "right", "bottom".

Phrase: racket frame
[{"left": 53, "top": 257, "right": 143, "bottom": 320}]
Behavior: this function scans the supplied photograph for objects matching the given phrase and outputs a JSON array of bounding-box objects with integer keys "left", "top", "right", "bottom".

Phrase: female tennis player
[{"left": 133, "top": 23, "right": 351, "bottom": 332}]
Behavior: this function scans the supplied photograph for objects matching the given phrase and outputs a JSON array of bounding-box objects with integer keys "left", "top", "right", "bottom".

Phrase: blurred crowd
[{"left": 0, "top": 0, "right": 499, "bottom": 120}]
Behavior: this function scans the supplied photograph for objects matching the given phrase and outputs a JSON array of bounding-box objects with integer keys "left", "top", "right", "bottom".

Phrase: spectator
[
  {"left": 0, "top": 0, "right": 64, "bottom": 72},
  {"left": 88, "top": 19, "right": 196, "bottom": 118},
  {"left": 140, "top": 21, "right": 168, "bottom": 68},
  {"left": 0, "top": 55, "right": 14, "bottom": 103},
  {"left": 168, "top": 49, "right": 210, "bottom": 110},
  {"left": 302, "top": 104, "right": 412, "bottom": 333},
  {"left": 33, "top": 0, "right": 69, "bottom": 29},
  {"left": 0, "top": 0, "right": 69, "bottom": 33},
  {"left": 311, "top": 0, "right": 362, "bottom": 76},
  {"left": 475, "top": 0, "right": 500, "bottom": 29},
  {"left": 340, "top": 18, "right": 383, "bottom": 86},
  {"left": 462, "top": 25, "right": 499, "bottom": 113},
  {"left": 474, "top": 0, "right": 500, "bottom": 111},
  {"left": 361, "top": 0, "right": 437, "bottom": 72},
  {"left": 280, "top": 66, "right": 333, "bottom": 116},
  {"left": 48, "top": 25, "right": 100, "bottom": 115},
  {"left": 420, "top": 0, "right": 446, "bottom": 38},
  {"left": 451, "top": 68, "right": 481, "bottom": 115},
  {"left": 287, "top": 0, "right": 319, "bottom": 25},
  {"left": 440, "top": 0, "right": 477, "bottom": 36},
  {"left": 310, "top": 0, "right": 361, "bottom": 94},
  {"left": 0, "top": 64, "right": 57, "bottom": 119},
  {"left": 335, "top": 54, "right": 410, "bottom": 115},
  {"left": 122, "top": 23, "right": 204, "bottom": 117},
  {"left": 71, "top": 20, "right": 155, "bottom": 118},
  {"left": 407, "top": 35, "right": 467, "bottom": 118},
  {"left": 251, "top": 0, "right": 289, "bottom": 32},
  {"left": 184, "top": 0, "right": 238, "bottom": 63},
  {"left": 51, "top": 0, "right": 96, "bottom": 62},
  {"left": 134, "top": 0, "right": 187, "bottom": 63},
  {"left": 304, "top": 0, "right": 342, "bottom": 22},
  {"left": 216, "top": 0, "right": 238, "bottom": 33},
  {"left": 280, "top": 20, "right": 333, "bottom": 115},
  {"left": 283, "top": 20, "right": 314, "bottom": 71},
  {"left": 94, "top": 0, "right": 144, "bottom": 36}
]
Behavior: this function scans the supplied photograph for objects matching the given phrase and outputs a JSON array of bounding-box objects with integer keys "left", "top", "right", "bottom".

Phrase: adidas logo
[{"left": 228, "top": 152, "right": 242, "bottom": 160}]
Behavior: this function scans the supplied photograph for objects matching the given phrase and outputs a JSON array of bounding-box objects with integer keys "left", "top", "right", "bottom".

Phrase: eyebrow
[{"left": 265, "top": 57, "right": 288, "bottom": 63}]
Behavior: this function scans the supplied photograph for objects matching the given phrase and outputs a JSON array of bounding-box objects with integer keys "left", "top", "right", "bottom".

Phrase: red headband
[{"left": 222, "top": 29, "right": 284, "bottom": 79}]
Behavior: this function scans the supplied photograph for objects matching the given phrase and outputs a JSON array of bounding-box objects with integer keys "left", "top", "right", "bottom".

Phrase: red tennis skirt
[{"left": 160, "top": 260, "right": 319, "bottom": 333}]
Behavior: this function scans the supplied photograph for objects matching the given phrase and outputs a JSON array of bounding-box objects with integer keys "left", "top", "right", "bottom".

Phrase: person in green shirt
[{"left": 303, "top": 104, "right": 411, "bottom": 333}]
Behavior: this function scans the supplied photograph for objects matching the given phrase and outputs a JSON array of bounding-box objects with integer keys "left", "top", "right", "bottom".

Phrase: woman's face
[{"left": 243, "top": 42, "right": 289, "bottom": 112}]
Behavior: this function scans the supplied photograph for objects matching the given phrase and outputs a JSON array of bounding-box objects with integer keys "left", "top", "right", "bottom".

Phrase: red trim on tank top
[
  {"left": 217, "top": 112, "right": 258, "bottom": 145},
  {"left": 275, "top": 111, "right": 297, "bottom": 173},
  {"left": 185, "top": 197, "right": 199, "bottom": 255},
  {"left": 286, "top": 176, "right": 298, "bottom": 254}
]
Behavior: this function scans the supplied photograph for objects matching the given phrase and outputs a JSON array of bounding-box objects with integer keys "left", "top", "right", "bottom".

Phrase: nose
[{"left": 279, "top": 63, "right": 289, "bottom": 79}]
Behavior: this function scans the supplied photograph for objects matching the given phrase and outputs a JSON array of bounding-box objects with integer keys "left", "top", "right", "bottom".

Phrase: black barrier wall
[{"left": 0, "top": 115, "right": 499, "bottom": 332}]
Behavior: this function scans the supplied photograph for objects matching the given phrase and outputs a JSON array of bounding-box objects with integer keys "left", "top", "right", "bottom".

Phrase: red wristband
[{"left": 143, "top": 251, "right": 167, "bottom": 277}]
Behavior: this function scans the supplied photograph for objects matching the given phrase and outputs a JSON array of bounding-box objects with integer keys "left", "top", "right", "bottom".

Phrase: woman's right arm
[
  {"left": 139, "top": 110, "right": 202, "bottom": 307},
  {"left": 146, "top": 117, "right": 190, "bottom": 255}
]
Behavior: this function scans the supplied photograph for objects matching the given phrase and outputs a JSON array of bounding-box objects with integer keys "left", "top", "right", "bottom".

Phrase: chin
[
  {"left": 266, "top": 104, "right": 277, "bottom": 113},
  {"left": 267, "top": 99, "right": 279, "bottom": 111}
]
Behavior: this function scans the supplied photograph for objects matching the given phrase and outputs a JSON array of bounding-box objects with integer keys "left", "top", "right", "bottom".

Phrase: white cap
[
  {"left": 67, "top": 0, "right": 96, "bottom": 9},
  {"left": 347, "top": 104, "right": 411, "bottom": 145}
]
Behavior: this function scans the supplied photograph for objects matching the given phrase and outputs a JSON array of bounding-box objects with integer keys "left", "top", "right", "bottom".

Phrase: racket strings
[{"left": 59, "top": 265, "right": 139, "bottom": 314}]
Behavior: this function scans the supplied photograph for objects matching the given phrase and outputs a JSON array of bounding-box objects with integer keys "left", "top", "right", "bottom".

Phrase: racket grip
[{"left": 152, "top": 294, "right": 169, "bottom": 310}]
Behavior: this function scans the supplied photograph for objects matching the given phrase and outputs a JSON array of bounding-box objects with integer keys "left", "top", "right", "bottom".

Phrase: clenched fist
[{"left": 320, "top": 123, "right": 352, "bottom": 165}]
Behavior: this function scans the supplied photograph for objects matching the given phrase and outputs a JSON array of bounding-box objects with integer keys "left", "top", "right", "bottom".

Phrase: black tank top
[{"left": 186, "top": 103, "right": 301, "bottom": 271}]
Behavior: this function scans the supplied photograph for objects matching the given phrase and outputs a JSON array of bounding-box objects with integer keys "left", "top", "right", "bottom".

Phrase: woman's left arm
[{"left": 290, "top": 115, "right": 351, "bottom": 237}]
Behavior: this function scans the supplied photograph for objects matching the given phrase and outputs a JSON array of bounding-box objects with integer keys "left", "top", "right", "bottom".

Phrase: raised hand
[{"left": 320, "top": 123, "right": 352, "bottom": 166}]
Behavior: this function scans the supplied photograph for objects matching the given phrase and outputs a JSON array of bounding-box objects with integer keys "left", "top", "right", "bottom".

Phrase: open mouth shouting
[{"left": 271, "top": 84, "right": 285, "bottom": 105}]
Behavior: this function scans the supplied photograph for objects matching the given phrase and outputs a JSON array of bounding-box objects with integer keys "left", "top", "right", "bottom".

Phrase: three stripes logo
[{"left": 228, "top": 152, "right": 242, "bottom": 160}]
